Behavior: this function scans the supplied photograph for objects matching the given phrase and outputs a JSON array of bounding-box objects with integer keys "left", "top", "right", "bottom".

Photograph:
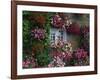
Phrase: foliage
[
  {"left": 23, "top": 11, "right": 52, "bottom": 67},
  {"left": 35, "top": 49, "right": 52, "bottom": 67}
]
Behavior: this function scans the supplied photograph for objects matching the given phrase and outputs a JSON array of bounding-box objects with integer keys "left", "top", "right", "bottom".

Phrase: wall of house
[
  {"left": 67, "top": 35, "right": 80, "bottom": 50},
  {"left": 50, "top": 28, "right": 80, "bottom": 50},
  {"left": 50, "top": 28, "right": 67, "bottom": 42}
]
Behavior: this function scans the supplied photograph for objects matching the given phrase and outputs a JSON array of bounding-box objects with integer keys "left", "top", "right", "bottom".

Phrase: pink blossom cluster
[
  {"left": 74, "top": 48, "right": 88, "bottom": 60},
  {"left": 23, "top": 56, "right": 37, "bottom": 68},
  {"left": 48, "top": 50, "right": 73, "bottom": 67},
  {"left": 31, "top": 28, "right": 46, "bottom": 40},
  {"left": 51, "top": 14, "right": 81, "bottom": 35},
  {"left": 51, "top": 50, "right": 72, "bottom": 61},
  {"left": 51, "top": 14, "right": 64, "bottom": 28},
  {"left": 63, "top": 52, "right": 73, "bottom": 62},
  {"left": 48, "top": 56, "right": 65, "bottom": 67}
]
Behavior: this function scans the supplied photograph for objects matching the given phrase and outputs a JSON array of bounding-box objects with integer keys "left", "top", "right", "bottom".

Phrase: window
[
  {"left": 51, "top": 33, "right": 55, "bottom": 42},
  {"left": 59, "top": 30, "right": 63, "bottom": 40}
]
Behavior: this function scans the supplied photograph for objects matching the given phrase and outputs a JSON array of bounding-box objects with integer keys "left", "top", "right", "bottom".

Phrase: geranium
[{"left": 31, "top": 28, "right": 46, "bottom": 40}]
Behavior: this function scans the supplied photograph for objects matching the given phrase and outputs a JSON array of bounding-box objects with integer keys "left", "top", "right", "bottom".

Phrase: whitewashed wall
[{"left": 50, "top": 28, "right": 67, "bottom": 42}]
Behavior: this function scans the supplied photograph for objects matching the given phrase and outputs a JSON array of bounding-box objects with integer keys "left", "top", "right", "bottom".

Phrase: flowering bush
[
  {"left": 31, "top": 28, "right": 46, "bottom": 40},
  {"left": 48, "top": 56, "right": 65, "bottom": 67},
  {"left": 80, "top": 26, "right": 89, "bottom": 53},
  {"left": 51, "top": 14, "right": 73, "bottom": 29},
  {"left": 49, "top": 41, "right": 89, "bottom": 67},
  {"left": 23, "top": 55, "right": 37, "bottom": 68},
  {"left": 50, "top": 41, "right": 73, "bottom": 66},
  {"left": 49, "top": 50, "right": 73, "bottom": 67},
  {"left": 51, "top": 13, "right": 82, "bottom": 35}
]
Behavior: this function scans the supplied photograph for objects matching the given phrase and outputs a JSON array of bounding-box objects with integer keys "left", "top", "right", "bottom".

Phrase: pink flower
[
  {"left": 75, "top": 48, "right": 88, "bottom": 60},
  {"left": 23, "top": 56, "right": 37, "bottom": 68},
  {"left": 31, "top": 28, "right": 46, "bottom": 40},
  {"left": 63, "top": 52, "right": 72, "bottom": 61},
  {"left": 51, "top": 14, "right": 64, "bottom": 28},
  {"left": 23, "top": 61, "right": 29, "bottom": 68},
  {"left": 48, "top": 56, "right": 65, "bottom": 67}
]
